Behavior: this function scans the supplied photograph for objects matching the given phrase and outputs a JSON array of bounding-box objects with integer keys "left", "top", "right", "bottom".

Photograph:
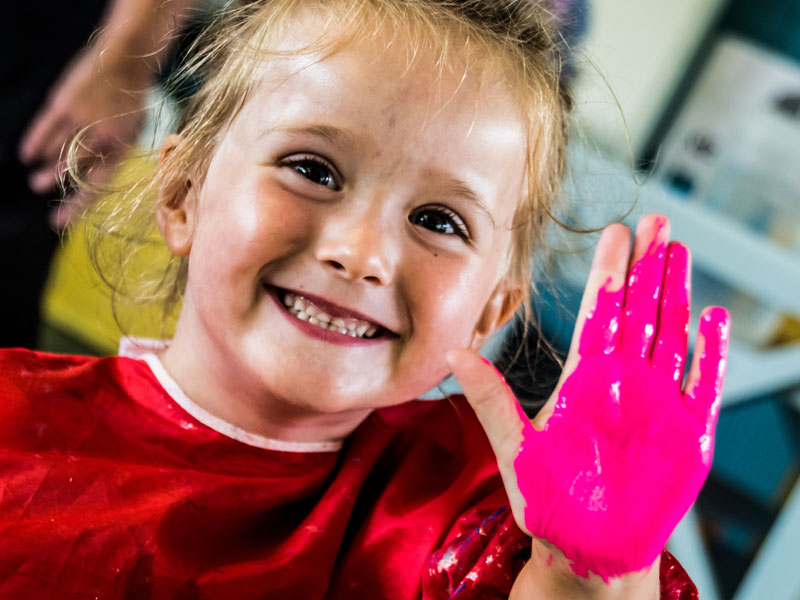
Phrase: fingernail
[
  {"left": 667, "top": 242, "right": 688, "bottom": 261},
  {"left": 701, "top": 307, "right": 731, "bottom": 339}
]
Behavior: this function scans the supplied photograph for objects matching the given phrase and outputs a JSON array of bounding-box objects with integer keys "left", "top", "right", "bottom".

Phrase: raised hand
[
  {"left": 18, "top": 47, "right": 148, "bottom": 229},
  {"left": 18, "top": 0, "right": 192, "bottom": 230},
  {"left": 448, "top": 215, "right": 729, "bottom": 587}
]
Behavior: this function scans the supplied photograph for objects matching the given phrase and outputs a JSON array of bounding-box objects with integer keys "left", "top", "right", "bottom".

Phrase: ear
[
  {"left": 470, "top": 284, "right": 525, "bottom": 350},
  {"left": 156, "top": 134, "right": 197, "bottom": 257}
]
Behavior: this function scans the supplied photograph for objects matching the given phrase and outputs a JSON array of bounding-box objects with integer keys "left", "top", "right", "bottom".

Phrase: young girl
[{"left": 0, "top": 1, "right": 729, "bottom": 598}]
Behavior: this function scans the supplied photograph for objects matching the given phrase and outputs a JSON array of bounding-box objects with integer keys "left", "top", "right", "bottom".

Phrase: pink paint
[{"left": 513, "top": 235, "right": 730, "bottom": 580}]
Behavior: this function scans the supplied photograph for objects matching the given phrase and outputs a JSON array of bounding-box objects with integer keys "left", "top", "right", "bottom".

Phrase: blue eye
[
  {"left": 409, "top": 206, "right": 469, "bottom": 239},
  {"left": 283, "top": 155, "right": 340, "bottom": 191}
]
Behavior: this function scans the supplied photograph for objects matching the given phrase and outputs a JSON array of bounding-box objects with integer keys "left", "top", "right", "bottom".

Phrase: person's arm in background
[{"left": 19, "top": 0, "right": 196, "bottom": 229}]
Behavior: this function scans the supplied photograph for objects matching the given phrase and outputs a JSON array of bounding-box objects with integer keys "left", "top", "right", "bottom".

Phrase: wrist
[{"left": 510, "top": 538, "right": 660, "bottom": 600}]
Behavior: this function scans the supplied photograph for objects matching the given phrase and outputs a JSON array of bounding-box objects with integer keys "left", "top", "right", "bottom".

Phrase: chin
[{"left": 263, "top": 370, "right": 380, "bottom": 415}]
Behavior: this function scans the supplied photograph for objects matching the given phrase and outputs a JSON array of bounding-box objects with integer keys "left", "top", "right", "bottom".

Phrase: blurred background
[
  {"left": 543, "top": 1, "right": 800, "bottom": 597},
  {"left": 11, "top": 0, "right": 800, "bottom": 598}
]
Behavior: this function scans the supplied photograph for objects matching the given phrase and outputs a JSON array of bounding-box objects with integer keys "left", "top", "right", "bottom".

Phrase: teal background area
[{"left": 720, "top": 0, "right": 800, "bottom": 62}]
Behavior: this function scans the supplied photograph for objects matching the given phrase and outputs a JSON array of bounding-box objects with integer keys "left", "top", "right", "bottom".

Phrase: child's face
[{"left": 160, "top": 30, "right": 527, "bottom": 421}]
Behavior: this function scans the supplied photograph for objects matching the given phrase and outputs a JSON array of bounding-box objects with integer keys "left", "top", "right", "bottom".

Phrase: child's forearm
[{"left": 510, "top": 538, "right": 660, "bottom": 600}]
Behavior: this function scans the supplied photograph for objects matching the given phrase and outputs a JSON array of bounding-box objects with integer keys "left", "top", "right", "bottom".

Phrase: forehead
[
  {"left": 239, "top": 8, "right": 527, "bottom": 139},
  {"left": 257, "top": 45, "right": 522, "bottom": 144},
  {"left": 226, "top": 18, "right": 528, "bottom": 219}
]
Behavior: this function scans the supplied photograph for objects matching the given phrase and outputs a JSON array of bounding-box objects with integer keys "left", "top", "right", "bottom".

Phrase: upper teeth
[{"left": 282, "top": 292, "right": 378, "bottom": 338}]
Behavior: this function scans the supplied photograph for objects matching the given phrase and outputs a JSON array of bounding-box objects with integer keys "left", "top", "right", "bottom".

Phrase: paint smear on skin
[{"left": 513, "top": 233, "right": 730, "bottom": 581}]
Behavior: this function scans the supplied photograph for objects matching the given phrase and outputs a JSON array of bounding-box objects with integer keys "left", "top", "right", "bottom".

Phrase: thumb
[{"left": 446, "top": 348, "right": 530, "bottom": 472}]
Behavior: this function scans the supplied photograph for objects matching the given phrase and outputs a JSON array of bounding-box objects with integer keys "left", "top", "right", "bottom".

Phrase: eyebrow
[
  {"left": 440, "top": 175, "right": 497, "bottom": 229},
  {"left": 268, "top": 123, "right": 358, "bottom": 147}
]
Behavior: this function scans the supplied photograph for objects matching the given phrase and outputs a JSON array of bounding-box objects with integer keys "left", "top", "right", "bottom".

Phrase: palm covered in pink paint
[
  {"left": 514, "top": 240, "right": 728, "bottom": 579},
  {"left": 448, "top": 215, "right": 730, "bottom": 585}
]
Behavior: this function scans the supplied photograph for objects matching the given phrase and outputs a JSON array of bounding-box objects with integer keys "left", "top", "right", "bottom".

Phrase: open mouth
[{"left": 273, "top": 287, "right": 387, "bottom": 340}]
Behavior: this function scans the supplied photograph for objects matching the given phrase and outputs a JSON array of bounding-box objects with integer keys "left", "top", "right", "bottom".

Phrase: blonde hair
[{"left": 81, "top": 0, "right": 573, "bottom": 338}]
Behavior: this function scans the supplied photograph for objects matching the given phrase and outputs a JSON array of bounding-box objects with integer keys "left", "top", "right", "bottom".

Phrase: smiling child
[{"left": 0, "top": 1, "right": 728, "bottom": 598}]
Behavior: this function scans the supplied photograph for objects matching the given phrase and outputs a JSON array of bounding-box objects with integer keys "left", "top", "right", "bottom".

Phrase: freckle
[{"left": 433, "top": 253, "right": 438, "bottom": 257}]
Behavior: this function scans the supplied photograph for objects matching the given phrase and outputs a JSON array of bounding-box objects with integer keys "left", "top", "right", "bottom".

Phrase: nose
[{"left": 315, "top": 209, "right": 396, "bottom": 285}]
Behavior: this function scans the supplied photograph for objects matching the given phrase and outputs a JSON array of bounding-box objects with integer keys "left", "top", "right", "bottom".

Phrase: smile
[{"left": 273, "top": 288, "right": 386, "bottom": 340}]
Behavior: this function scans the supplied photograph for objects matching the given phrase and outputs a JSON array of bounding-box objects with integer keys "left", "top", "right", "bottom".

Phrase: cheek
[
  {"left": 406, "top": 253, "right": 500, "bottom": 346},
  {"left": 201, "top": 177, "right": 314, "bottom": 264},
  {"left": 411, "top": 230, "right": 516, "bottom": 356},
  {"left": 186, "top": 181, "right": 316, "bottom": 316},
  {"left": 254, "top": 179, "right": 318, "bottom": 248}
]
